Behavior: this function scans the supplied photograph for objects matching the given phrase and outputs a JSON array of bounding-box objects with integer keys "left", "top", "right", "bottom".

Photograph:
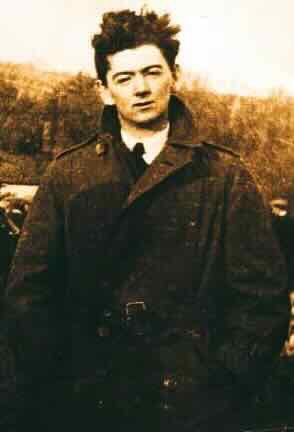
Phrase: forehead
[{"left": 106, "top": 44, "right": 169, "bottom": 75}]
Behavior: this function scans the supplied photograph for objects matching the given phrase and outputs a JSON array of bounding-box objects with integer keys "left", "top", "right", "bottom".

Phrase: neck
[{"left": 118, "top": 114, "right": 169, "bottom": 140}]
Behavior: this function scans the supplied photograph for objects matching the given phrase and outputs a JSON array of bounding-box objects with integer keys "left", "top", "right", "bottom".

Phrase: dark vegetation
[
  {"left": 0, "top": 63, "right": 102, "bottom": 183},
  {"left": 1, "top": 62, "right": 294, "bottom": 200}
]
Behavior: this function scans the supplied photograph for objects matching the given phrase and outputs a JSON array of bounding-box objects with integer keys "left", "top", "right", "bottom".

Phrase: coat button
[
  {"left": 95, "top": 142, "right": 107, "bottom": 156},
  {"left": 97, "top": 400, "right": 105, "bottom": 409}
]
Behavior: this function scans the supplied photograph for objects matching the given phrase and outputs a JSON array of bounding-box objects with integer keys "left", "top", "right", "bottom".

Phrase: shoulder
[
  {"left": 41, "top": 132, "right": 113, "bottom": 189},
  {"left": 200, "top": 141, "right": 242, "bottom": 176},
  {"left": 201, "top": 141, "right": 240, "bottom": 159},
  {"left": 36, "top": 132, "right": 115, "bottom": 200},
  {"left": 55, "top": 131, "right": 109, "bottom": 161},
  {"left": 191, "top": 140, "right": 249, "bottom": 181}
]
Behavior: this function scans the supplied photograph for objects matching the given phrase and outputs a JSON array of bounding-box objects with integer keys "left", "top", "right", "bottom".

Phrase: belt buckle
[{"left": 124, "top": 301, "right": 148, "bottom": 337}]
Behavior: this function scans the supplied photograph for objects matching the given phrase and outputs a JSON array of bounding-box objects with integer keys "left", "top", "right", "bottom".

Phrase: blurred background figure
[
  {"left": 0, "top": 206, "right": 17, "bottom": 294},
  {"left": 270, "top": 196, "right": 294, "bottom": 356},
  {"left": 270, "top": 197, "right": 294, "bottom": 290},
  {"left": 0, "top": 184, "right": 37, "bottom": 294}
]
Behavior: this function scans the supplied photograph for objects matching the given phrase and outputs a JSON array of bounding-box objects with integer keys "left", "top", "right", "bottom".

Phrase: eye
[
  {"left": 116, "top": 76, "right": 131, "bottom": 84},
  {"left": 146, "top": 69, "right": 161, "bottom": 76}
]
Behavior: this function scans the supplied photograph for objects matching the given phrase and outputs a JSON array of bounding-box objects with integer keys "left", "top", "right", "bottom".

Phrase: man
[{"left": 1, "top": 8, "right": 289, "bottom": 432}]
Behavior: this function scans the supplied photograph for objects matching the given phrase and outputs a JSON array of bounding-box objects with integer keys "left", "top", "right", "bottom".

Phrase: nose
[{"left": 133, "top": 74, "right": 150, "bottom": 95}]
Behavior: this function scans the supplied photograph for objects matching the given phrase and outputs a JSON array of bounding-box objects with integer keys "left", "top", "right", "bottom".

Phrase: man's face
[{"left": 102, "top": 44, "right": 176, "bottom": 130}]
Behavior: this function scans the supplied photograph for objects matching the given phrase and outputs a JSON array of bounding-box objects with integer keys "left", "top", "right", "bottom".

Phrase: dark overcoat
[{"left": 2, "top": 97, "right": 289, "bottom": 431}]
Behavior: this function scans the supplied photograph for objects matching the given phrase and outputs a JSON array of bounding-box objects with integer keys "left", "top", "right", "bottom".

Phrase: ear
[
  {"left": 96, "top": 80, "right": 115, "bottom": 106},
  {"left": 171, "top": 64, "right": 180, "bottom": 93}
]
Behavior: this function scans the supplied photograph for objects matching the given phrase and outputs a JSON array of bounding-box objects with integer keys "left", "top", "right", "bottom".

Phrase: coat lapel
[
  {"left": 123, "top": 142, "right": 197, "bottom": 209},
  {"left": 100, "top": 96, "right": 204, "bottom": 210}
]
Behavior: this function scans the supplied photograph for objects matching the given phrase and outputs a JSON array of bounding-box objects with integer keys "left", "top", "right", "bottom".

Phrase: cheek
[
  {"left": 113, "top": 92, "right": 132, "bottom": 110},
  {"left": 157, "top": 78, "right": 174, "bottom": 96},
  {"left": 154, "top": 83, "right": 173, "bottom": 106}
]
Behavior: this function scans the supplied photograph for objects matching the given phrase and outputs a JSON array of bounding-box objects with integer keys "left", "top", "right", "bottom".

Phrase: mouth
[{"left": 133, "top": 101, "right": 154, "bottom": 108}]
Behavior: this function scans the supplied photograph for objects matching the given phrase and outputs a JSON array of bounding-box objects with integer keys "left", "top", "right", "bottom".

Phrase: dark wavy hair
[{"left": 91, "top": 8, "right": 181, "bottom": 85}]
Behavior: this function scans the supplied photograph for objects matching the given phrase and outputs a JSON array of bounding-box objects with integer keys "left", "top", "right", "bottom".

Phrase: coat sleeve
[
  {"left": 215, "top": 162, "right": 290, "bottom": 395},
  {"left": 0, "top": 162, "right": 65, "bottom": 427}
]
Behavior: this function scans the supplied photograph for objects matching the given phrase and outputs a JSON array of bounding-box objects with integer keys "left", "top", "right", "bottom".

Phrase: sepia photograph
[{"left": 0, "top": 1, "right": 294, "bottom": 431}]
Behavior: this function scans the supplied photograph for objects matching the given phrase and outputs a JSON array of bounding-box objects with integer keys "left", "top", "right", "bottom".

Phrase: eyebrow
[{"left": 112, "top": 64, "right": 163, "bottom": 80}]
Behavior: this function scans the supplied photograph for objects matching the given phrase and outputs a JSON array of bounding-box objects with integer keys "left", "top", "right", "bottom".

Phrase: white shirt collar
[{"left": 121, "top": 124, "right": 170, "bottom": 164}]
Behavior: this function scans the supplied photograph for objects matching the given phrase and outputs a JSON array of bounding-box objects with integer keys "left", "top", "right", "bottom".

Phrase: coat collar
[
  {"left": 100, "top": 95, "right": 200, "bottom": 144},
  {"left": 99, "top": 96, "right": 205, "bottom": 208}
]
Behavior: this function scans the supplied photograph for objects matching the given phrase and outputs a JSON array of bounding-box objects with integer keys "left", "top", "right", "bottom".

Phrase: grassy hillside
[{"left": 1, "top": 63, "right": 294, "bottom": 201}]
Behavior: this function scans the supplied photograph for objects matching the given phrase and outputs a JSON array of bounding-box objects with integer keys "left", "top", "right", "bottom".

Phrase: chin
[{"left": 135, "top": 111, "right": 167, "bottom": 127}]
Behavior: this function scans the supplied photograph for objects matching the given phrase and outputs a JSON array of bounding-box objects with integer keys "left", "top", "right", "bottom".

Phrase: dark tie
[
  {"left": 131, "top": 142, "right": 147, "bottom": 178},
  {"left": 133, "top": 142, "right": 145, "bottom": 160}
]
